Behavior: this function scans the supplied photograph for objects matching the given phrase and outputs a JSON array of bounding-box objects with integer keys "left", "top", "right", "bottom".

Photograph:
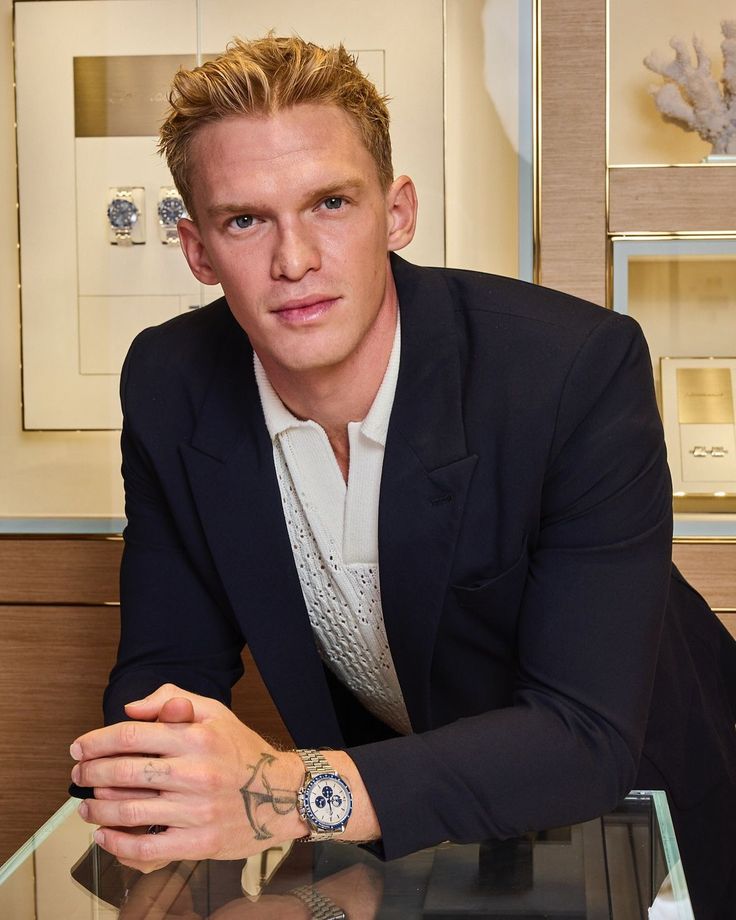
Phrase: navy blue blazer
[{"left": 106, "top": 255, "right": 736, "bottom": 864}]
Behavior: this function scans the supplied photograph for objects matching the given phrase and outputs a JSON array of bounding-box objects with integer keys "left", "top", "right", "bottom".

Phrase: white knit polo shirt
[{"left": 253, "top": 320, "right": 412, "bottom": 735}]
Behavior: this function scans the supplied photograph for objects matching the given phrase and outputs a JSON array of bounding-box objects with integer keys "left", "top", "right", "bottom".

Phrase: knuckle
[
  {"left": 200, "top": 826, "right": 220, "bottom": 855},
  {"left": 198, "top": 767, "right": 222, "bottom": 793},
  {"left": 198, "top": 799, "right": 217, "bottom": 825},
  {"left": 113, "top": 758, "right": 135, "bottom": 785},
  {"left": 118, "top": 800, "right": 142, "bottom": 825},
  {"left": 187, "top": 723, "right": 207, "bottom": 752},
  {"left": 138, "top": 836, "right": 160, "bottom": 862},
  {"left": 119, "top": 721, "right": 139, "bottom": 748}
]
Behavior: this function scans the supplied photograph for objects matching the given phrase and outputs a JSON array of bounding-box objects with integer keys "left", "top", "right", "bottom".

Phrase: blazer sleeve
[
  {"left": 103, "top": 332, "right": 245, "bottom": 724},
  {"left": 348, "top": 312, "right": 675, "bottom": 858}
]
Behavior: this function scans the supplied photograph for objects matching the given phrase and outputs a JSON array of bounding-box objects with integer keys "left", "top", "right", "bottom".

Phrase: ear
[
  {"left": 385, "top": 175, "right": 418, "bottom": 252},
  {"left": 177, "top": 218, "right": 221, "bottom": 285}
]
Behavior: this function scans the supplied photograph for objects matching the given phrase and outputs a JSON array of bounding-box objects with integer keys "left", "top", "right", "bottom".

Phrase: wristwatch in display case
[
  {"left": 157, "top": 186, "right": 187, "bottom": 245},
  {"left": 107, "top": 187, "right": 140, "bottom": 245}
]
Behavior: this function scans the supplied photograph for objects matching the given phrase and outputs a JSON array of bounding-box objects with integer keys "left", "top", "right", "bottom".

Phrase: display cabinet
[
  {"left": 4, "top": 0, "right": 535, "bottom": 530},
  {"left": 612, "top": 238, "right": 736, "bottom": 535}
]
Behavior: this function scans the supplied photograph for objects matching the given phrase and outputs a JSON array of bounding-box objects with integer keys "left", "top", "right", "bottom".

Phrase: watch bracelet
[
  {"left": 296, "top": 749, "right": 333, "bottom": 775},
  {"left": 289, "top": 884, "right": 347, "bottom": 920}
]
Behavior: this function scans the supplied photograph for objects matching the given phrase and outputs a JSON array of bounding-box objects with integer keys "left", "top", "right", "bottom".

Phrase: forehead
[{"left": 188, "top": 104, "right": 379, "bottom": 207}]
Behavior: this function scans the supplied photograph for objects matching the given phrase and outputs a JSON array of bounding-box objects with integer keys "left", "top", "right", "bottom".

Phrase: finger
[
  {"left": 94, "top": 786, "right": 160, "bottom": 801},
  {"left": 93, "top": 824, "right": 213, "bottom": 869},
  {"left": 157, "top": 697, "right": 196, "bottom": 724},
  {"left": 79, "top": 796, "right": 191, "bottom": 830},
  {"left": 71, "top": 720, "right": 187, "bottom": 762},
  {"left": 73, "top": 755, "right": 183, "bottom": 792}
]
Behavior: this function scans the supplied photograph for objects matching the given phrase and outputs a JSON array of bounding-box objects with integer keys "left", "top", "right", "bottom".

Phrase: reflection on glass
[{"left": 0, "top": 793, "right": 693, "bottom": 919}]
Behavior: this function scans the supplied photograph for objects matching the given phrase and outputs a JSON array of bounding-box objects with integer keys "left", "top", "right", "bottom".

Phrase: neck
[{"left": 259, "top": 279, "right": 398, "bottom": 481}]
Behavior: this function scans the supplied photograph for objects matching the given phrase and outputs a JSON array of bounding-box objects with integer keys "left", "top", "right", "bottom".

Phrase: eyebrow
[{"left": 204, "top": 176, "right": 370, "bottom": 219}]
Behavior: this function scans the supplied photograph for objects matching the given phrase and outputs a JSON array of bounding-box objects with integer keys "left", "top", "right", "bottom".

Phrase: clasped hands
[{"left": 71, "top": 685, "right": 310, "bottom": 874}]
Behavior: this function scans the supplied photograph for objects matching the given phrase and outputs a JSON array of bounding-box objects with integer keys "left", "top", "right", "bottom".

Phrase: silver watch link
[{"left": 289, "top": 885, "right": 346, "bottom": 920}]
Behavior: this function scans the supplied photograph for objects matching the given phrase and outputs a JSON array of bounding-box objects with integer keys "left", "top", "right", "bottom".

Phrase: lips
[{"left": 273, "top": 295, "right": 339, "bottom": 324}]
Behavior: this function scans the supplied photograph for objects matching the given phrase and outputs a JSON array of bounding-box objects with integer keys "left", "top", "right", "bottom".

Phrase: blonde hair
[{"left": 159, "top": 34, "right": 393, "bottom": 216}]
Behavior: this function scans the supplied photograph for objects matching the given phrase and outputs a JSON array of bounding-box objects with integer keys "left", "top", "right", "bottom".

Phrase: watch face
[
  {"left": 108, "top": 198, "right": 138, "bottom": 229},
  {"left": 303, "top": 773, "right": 352, "bottom": 831},
  {"left": 158, "top": 196, "right": 185, "bottom": 225}
]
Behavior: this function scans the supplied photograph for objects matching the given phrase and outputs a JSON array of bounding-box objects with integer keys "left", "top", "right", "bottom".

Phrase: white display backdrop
[{"left": 15, "top": 0, "right": 444, "bottom": 431}]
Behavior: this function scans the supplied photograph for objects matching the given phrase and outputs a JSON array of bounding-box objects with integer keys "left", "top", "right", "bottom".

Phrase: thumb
[
  {"left": 157, "top": 696, "right": 196, "bottom": 723},
  {"left": 124, "top": 683, "right": 221, "bottom": 722}
]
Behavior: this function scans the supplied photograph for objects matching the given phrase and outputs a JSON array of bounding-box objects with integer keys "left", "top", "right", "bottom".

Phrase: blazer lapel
[
  {"left": 179, "top": 318, "right": 344, "bottom": 749},
  {"left": 379, "top": 256, "right": 478, "bottom": 732}
]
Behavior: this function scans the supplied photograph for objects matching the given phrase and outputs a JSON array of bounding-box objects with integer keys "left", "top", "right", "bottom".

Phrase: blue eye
[
  {"left": 233, "top": 215, "right": 254, "bottom": 229},
  {"left": 324, "top": 197, "right": 343, "bottom": 210}
]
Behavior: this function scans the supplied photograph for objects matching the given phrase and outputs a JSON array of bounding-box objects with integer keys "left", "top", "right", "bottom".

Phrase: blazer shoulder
[
  {"left": 441, "top": 265, "right": 624, "bottom": 338},
  {"left": 392, "top": 255, "right": 635, "bottom": 346},
  {"left": 126, "top": 297, "right": 247, "bottom": 373}
]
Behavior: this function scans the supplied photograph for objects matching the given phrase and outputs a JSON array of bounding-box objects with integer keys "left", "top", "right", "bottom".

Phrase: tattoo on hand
[
  {"left": 143, "top": 761, "right": 171, "bottom": 783},
  {"left": 240, "top": 753, "right": 297, "bottom": 840}
]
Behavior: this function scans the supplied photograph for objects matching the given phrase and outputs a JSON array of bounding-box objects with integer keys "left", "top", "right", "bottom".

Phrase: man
[{"left": 71, "top": 36, "right": 735, "bottom": 917}]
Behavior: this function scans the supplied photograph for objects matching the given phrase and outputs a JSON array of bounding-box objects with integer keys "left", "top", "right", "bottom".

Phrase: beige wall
[
  {"left": 445, "top": 0, "right": 520, "bottom": 276},
  {"left": 610, "top": 0, "right": 735, "bottom": 165},
  {"left": 1, "top": 0, "right": 524, "bottom": 522},
  {"left": 0, "top": 1, "right": 124, "bottom": 520}
]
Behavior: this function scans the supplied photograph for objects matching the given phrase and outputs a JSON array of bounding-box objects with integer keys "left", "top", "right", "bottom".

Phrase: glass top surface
[{"left": 0, "top": 791, "right": 693, "bottom": 919}]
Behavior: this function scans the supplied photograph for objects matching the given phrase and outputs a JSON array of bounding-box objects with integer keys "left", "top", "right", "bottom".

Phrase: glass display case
[
  {"left": 612, "top": 237, "right": 736, "bottom": 534},
  {"left": 0, "top": 792, "right": 694, "bottom": 919}
]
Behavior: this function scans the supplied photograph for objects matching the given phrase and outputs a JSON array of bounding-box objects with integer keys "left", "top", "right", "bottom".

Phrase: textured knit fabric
[{"left": 253, "top": 321, "right": 412, "bottom": 735}]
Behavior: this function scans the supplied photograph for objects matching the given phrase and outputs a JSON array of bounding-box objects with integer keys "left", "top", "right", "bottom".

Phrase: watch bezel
[
  {"left": 107, "top": 197, "right": 139, "bottom": 230},
  {"left": 301, "top": 771, "right": 353, "bottom": 833},
  {"left": 157, "top": 196, "right": 185, "bottom": 226}
]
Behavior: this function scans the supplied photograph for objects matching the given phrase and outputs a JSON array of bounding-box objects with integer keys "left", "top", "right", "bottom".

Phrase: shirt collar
[{"left": 254, "top": 312, "right": 401, "bottom": 448}]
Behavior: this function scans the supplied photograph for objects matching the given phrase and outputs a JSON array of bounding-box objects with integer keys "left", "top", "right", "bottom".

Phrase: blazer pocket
[
  {"left": 446, "top": 542, "right": 530, "bottom": 660},
  {"left": 452, "top": 539, "right": 529, "bottom": 613}
]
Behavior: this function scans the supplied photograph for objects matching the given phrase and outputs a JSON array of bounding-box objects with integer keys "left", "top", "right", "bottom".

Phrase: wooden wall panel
[
  {"left": 609, "top": 167, "right": 736, "bottom": 234},
  {"left": 232, "top": 649, "right": 293, "bottom": 750},
  {"left": 0, "top": 537, "right": 122, "bottom": 604},
  {"left": 0, "top": 605, "right": 120, "bottom": 863},
  {"left": 672, "top": 542, "right": 736, "bottom": 612},
  {"left": 539, "top": 0, "right": 607, "bottom": 305},
  {"left": 0, "top": 537, "right": 290, "bottom": 865}
]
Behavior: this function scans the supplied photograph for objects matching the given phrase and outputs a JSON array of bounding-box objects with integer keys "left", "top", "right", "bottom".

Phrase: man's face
[{"left": 178, "top": 104, "right": 415, "bottom": 380}]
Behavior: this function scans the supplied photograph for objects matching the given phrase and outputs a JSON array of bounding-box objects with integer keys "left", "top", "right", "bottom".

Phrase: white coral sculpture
[{"left": 644, "top": 20, "right": 736, "bottom": 155}]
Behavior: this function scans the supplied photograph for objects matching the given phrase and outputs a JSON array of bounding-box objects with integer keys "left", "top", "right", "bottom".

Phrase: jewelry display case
[
  {"left": 5, "top": 0, "right": 535, "bottom": 529},
  {"left": 612, "top": 238, "right": 736, "bottom": 535}
]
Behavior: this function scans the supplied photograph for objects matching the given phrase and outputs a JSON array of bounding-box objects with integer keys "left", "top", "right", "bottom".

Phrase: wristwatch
[
  {"left": 296, "top": 749, "right": 352, "bottom": 841},
  {"left": 157, "top": 186, "right": 187, "bottom": 245},
  {"left": 107, "top": 188, "right": 140, "bottom": 244},
  {"left": 289, "top": 885, "right": 346, "bottom": 920}
]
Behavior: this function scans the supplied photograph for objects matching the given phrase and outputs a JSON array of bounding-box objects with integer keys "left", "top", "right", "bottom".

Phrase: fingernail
[
  {"left": 70, "top": 741, "right": 83, "bottom": 760},
  {"left": 78, "top": 800, "right": 88, "bottom": 819},
  {"left": 125, "top": 698, "right": 145, "bottom": 707},
  {"left": 71, "top": 765, "right": 80, "bottom": 783},
  {"left": 93, "top": 829, "right": 105, "bottom": 846}
]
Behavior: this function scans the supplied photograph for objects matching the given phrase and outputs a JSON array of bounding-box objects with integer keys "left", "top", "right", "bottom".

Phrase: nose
[{"left": 271, "top": 220, "right": 321, "bottom": 281}]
